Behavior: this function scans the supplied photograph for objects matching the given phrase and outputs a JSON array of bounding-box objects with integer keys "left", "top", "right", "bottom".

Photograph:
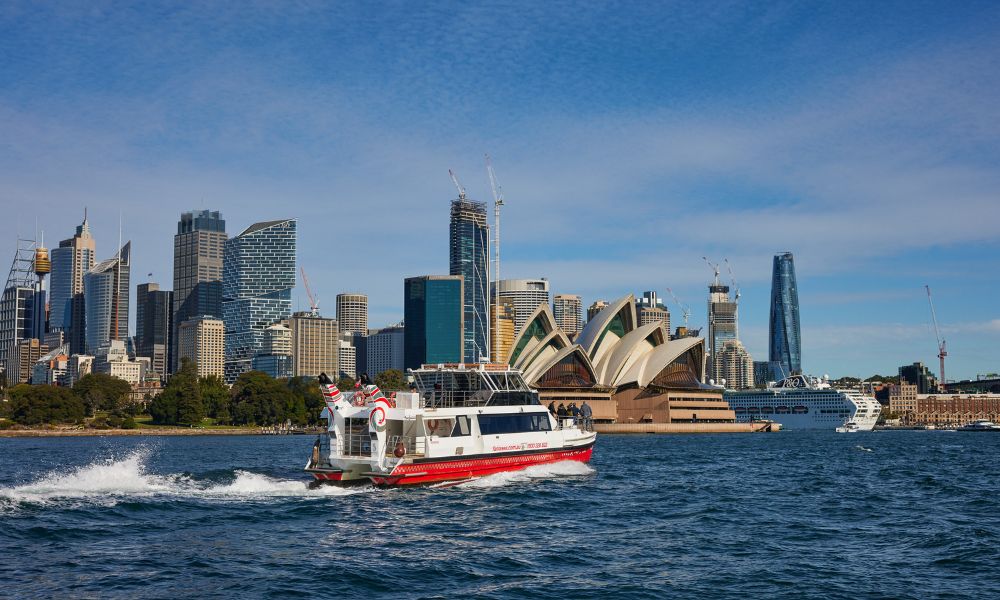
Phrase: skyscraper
[
  {"left": 716, "top": 339, "right": 754, "bottom": 390},
  {"left": 636, "top": 291, "right": 671, "bottom": 335},
  {"left": 449, "top": 198, "right": 489, "bottom": 363},
  {"left": 336, "top": 293, "right": 368, "bottom": 333},
  {"left": 50, "top": 214, "right": 95, "bottom": 355},
  {"left": 490, "top": 298, "right": 516, "bottom": 363},
  {"left": 404, "top": 275, "right": 463, "bottom": 370},
  {"left": 136, "top": 282, "right": 173, "bottom": 377},
  {"left": 586, "top": 300, "right": 609, "bottom": 323},
  {"left": 289, "top": 311, "right": 338, "bottom": 378},
  {"left": 222, "top": 219, "right": 296, "bottom": 383},
  {"left": 367, "top": 323, "right": 405, "bottom": 376},
  {"left": 495, "top": 278, "right": 549, "bottom": 335},
  {"left": 177, "top": 316, "right": 225, "bottom": 379},
  {"left": 769, "top": 252, "right": 801, "bottom": 377},
  {"left": 553, "top": 294, "right": 584, "bottom": 336},
  {"left": 707, "top": 279, "right": 737, "bottom": 382},
  {"left": 251, "top": 323, "right": 293, "bottom": 379},
  {"left": 83, "top": 241, "right": 130, "bottom": 354},
  {"left": 172, "top": 210, "right": 226, "bottom": 374}
]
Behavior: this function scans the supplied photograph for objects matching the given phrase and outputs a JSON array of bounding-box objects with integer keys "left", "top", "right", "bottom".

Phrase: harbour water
[{"left": 2, "top": 431, "right": 999, "bottom": 598}]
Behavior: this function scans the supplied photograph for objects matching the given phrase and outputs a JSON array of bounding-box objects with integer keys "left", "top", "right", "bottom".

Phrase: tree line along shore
[{"left": 0, "top": 359, "right": 407, "bottom": 436}]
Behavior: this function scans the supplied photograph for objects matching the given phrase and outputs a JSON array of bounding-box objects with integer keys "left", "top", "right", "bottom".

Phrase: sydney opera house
[{"left": 504, "top": 295, "right": 736, "bottom": 424}]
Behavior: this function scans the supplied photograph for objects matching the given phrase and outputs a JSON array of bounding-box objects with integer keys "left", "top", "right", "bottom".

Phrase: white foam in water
[
  {"left": 0, "top": 449, "right": 365, "bottom": 508},
  {"left": 458, "top": 460, "right": 595, "bottom": 489},
  {"left": 854, "top": 445, "right": 874, "bottom": 453}
]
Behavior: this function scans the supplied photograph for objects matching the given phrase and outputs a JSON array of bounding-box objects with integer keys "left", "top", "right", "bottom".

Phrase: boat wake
[
  {"left": 456, "top": 460, "right": 595, "bottom": 489},
  {"left": 854, "top": 445, "right": 874, "bottom": 453},
  {"left": 0, "top": 449, "right": 365, "bottom": 508}
]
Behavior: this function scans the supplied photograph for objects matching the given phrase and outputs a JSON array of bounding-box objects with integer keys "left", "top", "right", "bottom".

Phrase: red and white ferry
[{"left": 305, "top": 364, "right": 596, "bottom": 486}]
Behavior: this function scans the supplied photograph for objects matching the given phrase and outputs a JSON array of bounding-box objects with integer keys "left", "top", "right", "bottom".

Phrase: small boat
[
  {"left": 836, "top": 421, "right": 861, "bottom": 433},
  {"left": 956, "top": 420, "right": 1000, "bottom": 432},
  {"left": 305, "top": 364, "right": 596, "bottom": 487}
]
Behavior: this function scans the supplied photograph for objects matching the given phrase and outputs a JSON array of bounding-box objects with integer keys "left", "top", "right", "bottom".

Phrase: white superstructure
[{"left": 724, "top": 374, "right": 881, "bottom": 431}]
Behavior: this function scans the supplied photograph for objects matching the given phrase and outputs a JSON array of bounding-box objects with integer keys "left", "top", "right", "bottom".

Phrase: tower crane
[
  {"left": 666, "top": 288, "right": 691, "bottom": 328},
  {"left": 448, "top": 169, "right": 467, "bottom": 201},
  {"left": 300, "top": 266, "right": 320, "bottom": 316},
  {"left": 703, "top": 256, "right": 721, "bottom": 286},
  {"left": 724, "top": 258, "right": 741, "bottom": 300},
  {"left": 925, "top": 285, "right": 947, "bottom": 391},
  {"left": 486, "top": 154, "right": 504, "bottom": 362}
]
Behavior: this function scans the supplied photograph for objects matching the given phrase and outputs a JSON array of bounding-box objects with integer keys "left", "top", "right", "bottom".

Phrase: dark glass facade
[
  {"left": 449, "top": 199, "right": 489, "bottom": 363},
  {"left": 172, "top": 210, "right": 226, "bottom": 374},
  {"left": 769, "top": 252, "right": 801, "bottom": 376},
  {"left": 403, "top": 276, "right": 463, "bottom": 370},
  {"left": 136, "top": 283, "right": 173, "bottom": 377}
]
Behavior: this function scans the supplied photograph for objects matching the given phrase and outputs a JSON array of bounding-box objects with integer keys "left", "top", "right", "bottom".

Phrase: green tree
[
  {"left": 200, "top": 375, "right": 231, "bottom": 424},
  {"left": 286, "top": 376, "right": 324, "bottom": 425},
  {"left": 374, "top": 369, "right": 407, "bottom": 391},
  {"left": 149, "top": 358, "right": 204, "bottom": 426},
  {"left": 73, "top": 373, "right": 132, "bottom": 414},
  {"left": 336, "top": 376, "right": 356, "bottom": 392},
  {"left": 230, "top": 371, "right": 304, "bottom": 426},
  {"left": 7, "top": 384, "right": 85, "bottom": 425}
]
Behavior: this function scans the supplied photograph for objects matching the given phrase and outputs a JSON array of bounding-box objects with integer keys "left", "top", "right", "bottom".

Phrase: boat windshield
[{"left": 411, "top": 367, "right": 539, "bottom": 407}]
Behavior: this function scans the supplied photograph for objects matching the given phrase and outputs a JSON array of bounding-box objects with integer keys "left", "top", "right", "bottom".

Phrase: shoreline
[{"left": 0, "top": 428, "right": 318, "bottom": 438}]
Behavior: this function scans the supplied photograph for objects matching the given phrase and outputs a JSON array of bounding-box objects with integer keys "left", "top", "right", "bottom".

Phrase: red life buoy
[{"left": 425, "top": 419, "right": 439, "bottom": 431}]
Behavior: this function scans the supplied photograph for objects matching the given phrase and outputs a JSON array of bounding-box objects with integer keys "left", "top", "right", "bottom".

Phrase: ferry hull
[{"left": 369, "top": 444, "right": 594, "bottom": 487}]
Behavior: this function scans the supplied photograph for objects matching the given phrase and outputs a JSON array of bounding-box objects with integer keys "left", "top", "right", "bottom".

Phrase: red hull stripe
[{"left": 371, "top": 446, "right": 593, "bottom": 486}]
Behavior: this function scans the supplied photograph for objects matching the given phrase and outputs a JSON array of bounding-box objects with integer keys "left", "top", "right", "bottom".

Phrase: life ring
[{"left": 425, "top": 419, "right": 440, "bottom": 431}]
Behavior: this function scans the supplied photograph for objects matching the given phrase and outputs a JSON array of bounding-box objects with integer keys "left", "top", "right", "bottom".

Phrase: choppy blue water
[{"left": 2, "top": 431, "right": 999, "bottom": 599}]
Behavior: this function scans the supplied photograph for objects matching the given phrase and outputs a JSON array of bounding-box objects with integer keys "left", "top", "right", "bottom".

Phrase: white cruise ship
[{"left": 723, "top": 375, "right": 881, "bottom": 431}]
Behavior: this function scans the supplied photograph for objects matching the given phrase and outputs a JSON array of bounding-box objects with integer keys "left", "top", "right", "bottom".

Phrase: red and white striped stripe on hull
[
  {"left": 368, "top": 443, "right": 594, "bottom": 487},
  {"left": 306, "top": 469, "right": 346, "bottom": 482}
]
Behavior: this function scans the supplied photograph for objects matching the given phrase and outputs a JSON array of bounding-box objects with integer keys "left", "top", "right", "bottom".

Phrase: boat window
[
  {"left": 424, "top": 417, "right": 456, "bottom": 437},
  {"left": 478, "top": 413, "right": 553, "bottom": 435},
  {"left": 452, "top": 415, "right": 471, "bottom": 436}
]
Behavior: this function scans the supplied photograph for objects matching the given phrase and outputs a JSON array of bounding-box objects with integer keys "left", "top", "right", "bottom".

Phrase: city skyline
[{"left": 1, "top": 4, "right": 998, "bottom": 378}]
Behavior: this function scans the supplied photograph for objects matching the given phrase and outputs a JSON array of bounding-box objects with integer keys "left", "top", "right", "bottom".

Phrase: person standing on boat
[
  {"left": 580, "top": 401, "right": 593, "bottom": 431},
  {"left": 557, "top": 403, "right": 568, "bottom": 418},
  {"left": 569, "top": 402, "right": 580, "bottom": 424},
  {"left": 548, "top": 401, "right": 556, "bottom": 416}
]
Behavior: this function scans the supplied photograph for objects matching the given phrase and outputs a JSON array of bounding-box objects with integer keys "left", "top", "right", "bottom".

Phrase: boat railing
[
  {"left": 385, "top": 434, "right": 425, "bottom": 457},
  {"left": 555, "top": 417, "right": 593, "bottom": 432},
  {"left": 421, "top": 389, "right": 491, "bottom": 409}
]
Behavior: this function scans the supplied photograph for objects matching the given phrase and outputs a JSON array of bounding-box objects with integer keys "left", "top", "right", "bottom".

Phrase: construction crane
[
  {"left": 486, "top": 154, "right": 504, "bottom": 362},
  {"left": 666, "top": 288, "right": 691, "bottom": 328},
  {"left": 925, "top": 285, "right": 947, "bottom": 391},
  {"left": 702, "top": 256, "right": 721, "bottom": 286},
  {"left": 300, "top": 266, "right": 319, "bottom": 316},
  {"left": 448, "top": 169, "right": 467, "bottom": 201},
  {"left": 724, "top": 258, "right": 741, "bottom": 300}
]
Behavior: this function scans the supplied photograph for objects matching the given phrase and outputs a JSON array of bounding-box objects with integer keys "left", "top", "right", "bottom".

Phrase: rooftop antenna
[{"left": 486, "top": 154, "right": 504, "bottom": 362}]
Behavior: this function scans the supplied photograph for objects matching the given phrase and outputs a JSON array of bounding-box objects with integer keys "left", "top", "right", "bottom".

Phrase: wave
[
  {"left": 0, "top": 449, "right": 365, "bottom": 508},
  {"left": 457, "top": 460, "right": 595, "bottom": 489}
]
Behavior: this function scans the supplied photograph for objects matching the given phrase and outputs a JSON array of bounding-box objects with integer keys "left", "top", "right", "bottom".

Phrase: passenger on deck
[
  {"left": 548, "top": 401, "right": 556, "bottom": 416},
  {"left": 569, "top": 403, "right": 580, "bottom": 424},
  {"left": 556, "top": 403, "right": 568, "bottom": 418},
  {"left": 580, "top": 401, "right": 593, "bottom": 430}
]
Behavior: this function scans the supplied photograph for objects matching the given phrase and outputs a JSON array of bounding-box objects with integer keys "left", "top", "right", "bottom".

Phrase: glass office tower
[
  {"left": 769, "top": 252, "right": 801, "bottom": 377},
  {"left": 172, "top": 209, "right": 226, "bottom": 374},
  {"left": 449, "top": 199, "right": 489, "bottom": 363},
  {"left": 222, "top": 219, "right": 295, "bottom": 383},
  {"left": 403, "top": 275, "right": 463, "bottom": 370},
  {"left": 83, "top": 242, "right": 131, "bottom": 354}
]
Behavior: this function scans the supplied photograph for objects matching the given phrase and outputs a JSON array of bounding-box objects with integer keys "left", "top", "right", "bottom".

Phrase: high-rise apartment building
[
  {"left": 338, "top": 333, "right": 357, "bottom": 379},
  {"left": 769, "top": 252, "right": 801, "bottom": 376},
  {"left": 252, "top": 323, "right": 293, "bottom": 379},
  {"left": 10, "top": 338, "right": 47, "bottom": 385},
  {"left": 335, "top": 293, "right": 368, "bottom": 334},
  {"left": 222, "top": 219, "right": 296, "bottom": 383},
  {"left": 491, "top": 298, "right": 516, "bottom": 363},
  {"left": 50, "top": 214, "right": 95, "bottom": 355},
  {"left": 587, "top": 300, "right": 609, "bottom": 323},
  {"left": 715, "top": 340, "right": 754, "bottom": 390},
  {"left": 553, "top": 294, "right": 584, "bottom": 336},
  {"left": 177, "top": 316, "right": 225, "bottom": 379},
  {"left": 136, "top": 283, "right": 172, "bottom": 377},
  {"left": 636, "top": 291, "right": 671, "bottom": 336},
  {"left": 172, "top": 210, "right": 226, "bottom": 374},
  {"left": 83, "top": 241, "right": 131, "bottom": 354},
  {"left": 289, "top": 311, "right": 338, "bottom": 378},
  {"left": 367, "top": 323, "right": 405, "bottom": 376},
  {"left": 495, "top": 278, "right": 549, "bottom": 335},
  {"left": 449, "top": 198, "right": 489, "bottom": 363},
  {"left": 706, "top": 279, "right": 737, "bottom": 382},
  {"left": 404, "top": 275, "right": 463, "bottom": 370}
]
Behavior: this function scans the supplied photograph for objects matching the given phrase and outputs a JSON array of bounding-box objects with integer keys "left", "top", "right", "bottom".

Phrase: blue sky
[{"left": 1, "top": 1, "right": 999, "bottom": 379}]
